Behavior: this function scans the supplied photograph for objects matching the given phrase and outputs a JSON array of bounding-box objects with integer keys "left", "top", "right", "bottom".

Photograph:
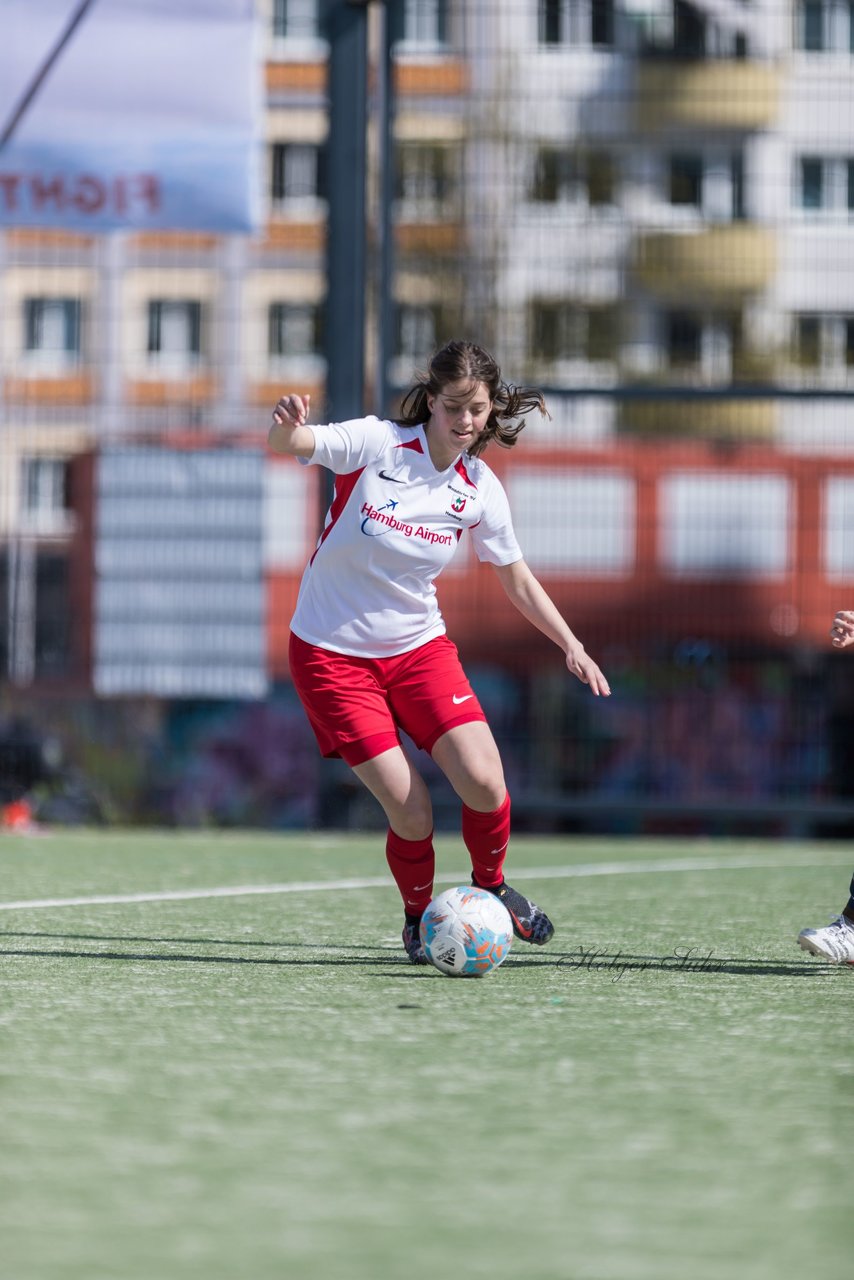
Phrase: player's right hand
[
  {"left": 273, "top": 393, "right": 311, "bottom": 427},
  {"left": 831, "top": 610, "right": 854, "bottom": 648}
]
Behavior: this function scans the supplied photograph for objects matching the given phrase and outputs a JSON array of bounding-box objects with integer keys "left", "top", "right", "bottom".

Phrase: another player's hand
[
  {"left": 831, "top": 610, "right": 854, "bottom": 649},
  {"left": 566, "top": 645, "right": 611, "bottom": 696},
  {"left": 273, "top": 393, "right": 311, "bottom": 428}
]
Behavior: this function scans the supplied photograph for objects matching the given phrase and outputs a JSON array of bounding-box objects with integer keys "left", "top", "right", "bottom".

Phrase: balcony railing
[
  {"left": 621, "top": 398, "right": 775, "bottom": 441},
  {"left": 635, "top": 225, "right": 776, "bottom": 301},
  {"left": 637, "top": 61, "right": 779, "bottom": 131}
]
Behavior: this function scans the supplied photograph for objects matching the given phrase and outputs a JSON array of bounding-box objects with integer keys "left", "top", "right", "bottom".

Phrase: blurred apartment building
[
  {"left": 2, "top": 0, "right": 854, "bottom": 685},
  {"left": 468, "top": 0, "right": 854, "bottom": 451}
]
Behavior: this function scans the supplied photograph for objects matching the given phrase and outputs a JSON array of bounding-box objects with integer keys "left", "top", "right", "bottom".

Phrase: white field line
[{"left": 0, "top": 850, "right": 850, "bottom": 912}]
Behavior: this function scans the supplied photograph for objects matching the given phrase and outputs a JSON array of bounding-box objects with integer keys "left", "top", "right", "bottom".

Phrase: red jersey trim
[
  {"left": 310, "top": 467, "right": 366, "bottom": 566},
  {"left": 454, "top": 457, "right": 477, "bottom": 488}
]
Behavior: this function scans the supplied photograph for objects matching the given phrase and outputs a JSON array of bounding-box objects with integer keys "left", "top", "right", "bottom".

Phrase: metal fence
[{"left": 2, "top": 0, "right": 854, "bottom": 832}]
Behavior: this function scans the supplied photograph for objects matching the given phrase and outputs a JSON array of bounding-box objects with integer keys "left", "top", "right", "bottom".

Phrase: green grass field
[{"left": 1, "top": 830, "right": 851, "bottom": 1280}]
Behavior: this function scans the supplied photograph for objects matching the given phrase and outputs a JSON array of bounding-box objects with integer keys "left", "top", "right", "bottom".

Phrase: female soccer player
[
  {"left": 797, "top": 609, "right": 854, "bottom": 964},
  {"left": 268, "top": 340, "right": 610, "bottom": 963}
]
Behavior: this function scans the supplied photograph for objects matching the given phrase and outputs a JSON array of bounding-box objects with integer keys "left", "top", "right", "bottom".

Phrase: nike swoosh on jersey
[
  {"left": 378, "top": 469, "right": 405, "bottom": 483},
  {"left": 452, "top": 693, "right": 474, "bottom": 704}
]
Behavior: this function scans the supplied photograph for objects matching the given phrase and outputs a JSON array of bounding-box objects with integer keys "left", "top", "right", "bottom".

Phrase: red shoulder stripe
[
  {"left": 309, "top": 467, "right": 365, "bottom": 565},
  {"left": 454, "top": 457, "right": 477, "bottom": 489}
]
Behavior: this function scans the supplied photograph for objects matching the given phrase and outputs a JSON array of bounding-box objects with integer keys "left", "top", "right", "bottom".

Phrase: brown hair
[{"left": 397, "top": 339, "right": 549, "bottom": 457}]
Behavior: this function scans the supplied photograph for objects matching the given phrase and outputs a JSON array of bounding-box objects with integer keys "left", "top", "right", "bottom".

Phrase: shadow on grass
[
  {"left": 0, "top": 931, "right": 836, "bottom": 976},
  {"left": 0, "top": 928, "right": 366, "bottom": 951},
  {"left": 0, "top": 945, "right": 404, "bottom": 967}
]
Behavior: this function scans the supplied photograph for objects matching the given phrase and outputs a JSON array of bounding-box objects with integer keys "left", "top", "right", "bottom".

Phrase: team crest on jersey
[{"left": 445, "top": 482, "right": 476, "bottom": 522}]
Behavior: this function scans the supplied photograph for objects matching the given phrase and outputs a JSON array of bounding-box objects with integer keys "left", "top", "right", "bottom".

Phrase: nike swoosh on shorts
[{"left": 452, "top": 694, "right": 474, "bottom": 704}]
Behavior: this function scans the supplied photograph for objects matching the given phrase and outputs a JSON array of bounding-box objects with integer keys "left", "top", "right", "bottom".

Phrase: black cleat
[
  {"left": 473, "top": 877, "right": 555, "bottom": 945},
  {"left": 402, "top": 917, "right": 429, "bottom": 964}
]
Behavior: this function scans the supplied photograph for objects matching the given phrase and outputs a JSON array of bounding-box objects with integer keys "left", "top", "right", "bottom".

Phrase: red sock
[
  {"left": 463, "top": 792, "right": 510, "bottom": 889},
  {"left": 385, "top": 829, "right": 435, "bottom": 917}
]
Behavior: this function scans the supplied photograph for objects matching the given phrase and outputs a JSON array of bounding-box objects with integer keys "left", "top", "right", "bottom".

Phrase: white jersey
[{"left": 290, "top": 416, "right": 522, "bottom": 657}]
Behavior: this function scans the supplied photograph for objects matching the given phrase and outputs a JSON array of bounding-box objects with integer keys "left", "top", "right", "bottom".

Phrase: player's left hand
[
  {"left": 566, "top": 646, "right": 611, "bottom": 696},
  {"left": 831, "top": 610, "right": 854, "bottom": 648}
]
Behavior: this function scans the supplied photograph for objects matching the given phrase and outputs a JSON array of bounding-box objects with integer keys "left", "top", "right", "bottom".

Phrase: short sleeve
[
  {"left": 469, "top": 470, "right": 523, "bottom": 566},
  {"left": 304, "top": 416, "right": 392, "bottom": 474}
]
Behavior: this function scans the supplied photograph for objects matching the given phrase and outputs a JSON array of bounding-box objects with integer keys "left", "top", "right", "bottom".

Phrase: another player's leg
[
  {"left": 431, "top": 722, "right": 555, "bottom": 946},
  {"left": 352, "top": 747, "right": 435, "bottom": 964},
  {"left": 798, "top": 876, "right": 854, "bottom": 965}
]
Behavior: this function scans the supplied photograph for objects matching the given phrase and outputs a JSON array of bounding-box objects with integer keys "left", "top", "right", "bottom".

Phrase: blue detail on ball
[{"left": 419, "top": 886, "right": 513, "bottom": 977}]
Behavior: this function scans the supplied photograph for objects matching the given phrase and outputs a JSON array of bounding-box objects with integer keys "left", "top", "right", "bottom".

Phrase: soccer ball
[{"left": 419, "top": 886, "right": 513, "bottom": 977}]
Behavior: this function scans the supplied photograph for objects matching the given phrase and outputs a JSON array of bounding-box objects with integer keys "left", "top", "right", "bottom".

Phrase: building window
[
  {"left": 587, "top": 151, "right": 615, "bottom": 205},
  {"left": 590, "top": 0, "right": 614, "bottom": 46},
  {"left": 539, "top": 0, "right": 565, "bottom": 43},
  {"left": 666, "top": 311, "right": 703, "bottom": 369},
  {"left": 395, "top": 303, "right": 444, "bottom": 362},
  {"left": 795, "top": 1, "right": 854, "bottom": 51},
  {"left": 732, "top": 153, "right": 746, "bottom": 220},
  {"left": 669, "top": 155, "right": 704, "bottom": 208},
  {"left": 793, "top": 314, "right": 854, "bottom": 373},
  {"left": 800, "top": 157, "right": 824, "bottom": 208},
  {"left": 532, "top": 302, "right": 574, "bottom": 360},
  {"left": 532, "top": 302, "right": 566, "bottom": 360},
  {"left": 530, "top": 301, "right": 617, "bottom": 363},
  {"left": 538, "top": 0, "right": 615, "bottom": 47},
  {"left": 795, "top": 316, "right": 822, "bottom": 367},
  {"left": 797, "top": 155, "right": 854, "bottom": 212},
  {"left": 667, "top": 151, "right": 745, "bottom": 219},
  {"left": 34, "top": 552, "right": 71, "bottom": 677},
  {"left": 271, "top": 142, "right": 326, "bottom": 209},
  {"left": 644, "top": 0, "right": 751, "bottom": 56},
  {"left": 532, "top": 149, "right": 575, "bottom": 202},
  {"left": 395, "top": 143, "right": 458, "bottom": 219},
  {"left": 20, "top": 456, "right": 71, "bottom": 536},
  {"left": 531, "top": 147, "right": 615, "bottom": 205},
  {"left": 402, "top": 0, "right": 448, "bottom": 46},
  {"left": 673, "top": 0, "right": 707, "bottom": 57},
  {"left": 661, "top": 312, "right": 740, "bottom": 380},
  {"left": 147, "top": 300, "right": 203, "bottom": 367},
  {"left": 272, "top": 0, "right": 318, "bottom": 40},
  {"left": 268, "top": 303, "right": 323, "bottom": 360},
  {"left": 800, "top": 0, "right": 825, "bottom": 47},
  {"left": 23, "top": 297, "right": 81, "bottom": 366},
  {"left": 2, "top": 548, "right": 72, "bottom": 680}
]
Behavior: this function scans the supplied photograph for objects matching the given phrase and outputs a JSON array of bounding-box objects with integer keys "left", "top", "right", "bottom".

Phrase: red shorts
[{"left": 288, "top": 632, "right": 487, "bottom": 766}]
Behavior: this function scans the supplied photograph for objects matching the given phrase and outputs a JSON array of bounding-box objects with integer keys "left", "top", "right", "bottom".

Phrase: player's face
[{"left": 425, "top": 379, "right": 493, "bottom": 465}]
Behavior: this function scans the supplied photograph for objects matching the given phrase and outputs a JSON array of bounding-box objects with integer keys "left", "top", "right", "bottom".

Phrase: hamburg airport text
[{"left": 360, "top": 502, "right": 455, "bottom": 546}]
